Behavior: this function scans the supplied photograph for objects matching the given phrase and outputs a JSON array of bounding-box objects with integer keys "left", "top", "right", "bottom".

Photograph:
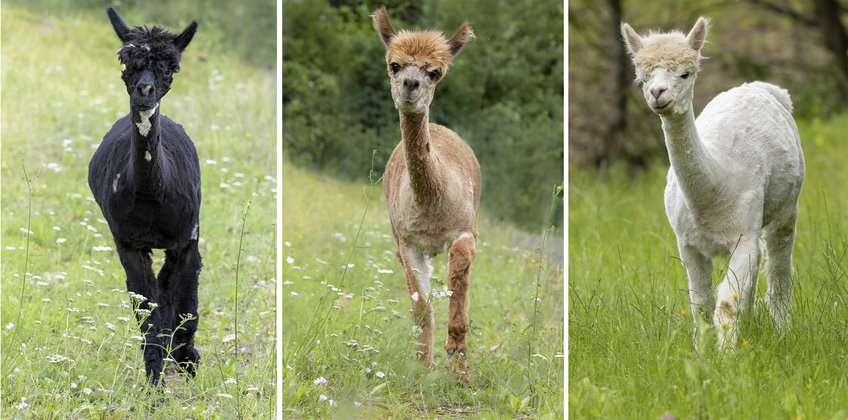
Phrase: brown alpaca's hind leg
[
  {"left": 397, "top": 244, "right": 434, "bottom": 366},
  {"left": 446, "top": 233, "right": 475, "bottom": 377}
]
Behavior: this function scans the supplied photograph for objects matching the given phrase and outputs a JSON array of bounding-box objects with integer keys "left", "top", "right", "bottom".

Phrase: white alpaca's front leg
[
  {"left": 714, "top": 235, "right": 760, "bottom": 350},
  {"left": 680, "top": 245, "right": 714, "bottom": 322}
]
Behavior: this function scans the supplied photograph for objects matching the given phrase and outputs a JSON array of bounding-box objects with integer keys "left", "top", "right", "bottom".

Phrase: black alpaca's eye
[
  {"left": 428, "top": 69, "right": 441, "bottom": 80},
  {"left": 681, "top": 72, "right": 690, "bottom": 79},
  {"left": 390, "top": 63, "right": 401, "bottom": 74}
]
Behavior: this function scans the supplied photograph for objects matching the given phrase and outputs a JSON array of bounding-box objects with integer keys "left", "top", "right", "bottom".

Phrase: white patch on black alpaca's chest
[
  {"left": 136, "top": 103, "right": 159, "bottom": 138},
  {"left": 112, "top": 173, "right": 121, "bottom": 192}
]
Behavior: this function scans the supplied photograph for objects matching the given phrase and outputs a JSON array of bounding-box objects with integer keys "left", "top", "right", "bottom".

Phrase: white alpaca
[{"left": 621, "top": 17, "right": 804, "bottom": 348}]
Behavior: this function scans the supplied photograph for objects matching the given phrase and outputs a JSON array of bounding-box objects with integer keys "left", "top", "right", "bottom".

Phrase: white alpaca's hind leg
[
  {"left": 680, "top": 245, "right": 714, "bottom": 322},
  {"left": 764, "top": 216, "right": 796, "bottom": 330},
  {"left": 714, "top": 235, "right": 760, "bottom": 350}
]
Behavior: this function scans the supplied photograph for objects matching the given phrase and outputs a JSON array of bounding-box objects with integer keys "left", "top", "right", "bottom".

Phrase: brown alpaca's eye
[
  {"left": 390, "top": 63, "right": 401, "bottom": 74},
  {"left": 428, "top": 69, "right": 441, "bottom": 80},
  {"left": 681, "top": 72, "right": 690, "bottom": 79}
]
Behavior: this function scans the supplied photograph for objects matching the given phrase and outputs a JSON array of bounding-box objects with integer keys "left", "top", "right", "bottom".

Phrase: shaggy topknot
[
  {"left": 387, "top": 30, "right": 453, "bottom": 72},
  {"left": 631, "top": 31, "right": 702, "bottom": 73}
]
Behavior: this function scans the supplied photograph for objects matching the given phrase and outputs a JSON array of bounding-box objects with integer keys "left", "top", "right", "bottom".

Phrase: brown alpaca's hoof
[
  {"left": 416, "top": 350, "right": 434, "bottom": 367},
  {"left": 447, "top": 352, "right": 469, "bottom": 381},
  {"left": 445, "top": 337, "right": 466, "bottom": 356}
]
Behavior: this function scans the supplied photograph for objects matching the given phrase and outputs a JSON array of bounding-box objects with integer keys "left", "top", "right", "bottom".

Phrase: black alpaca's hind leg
[
  {"left": 118, "top": 245, "right": 165, "bottom": 385},
  {"left": 170, "top": 240, "right": 202, "bottom": 377}
]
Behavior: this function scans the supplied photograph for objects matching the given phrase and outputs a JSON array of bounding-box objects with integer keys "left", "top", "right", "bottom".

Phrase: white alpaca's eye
[
  {"left": 390, "top": 63, "right": 401, "bottom": 74},
  {"left": 681, "top": 72, "right": 690, "bottom": 79}
]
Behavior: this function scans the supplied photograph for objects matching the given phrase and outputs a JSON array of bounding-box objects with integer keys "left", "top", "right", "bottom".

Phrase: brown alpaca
[{"left": 372, "top": 8, "right": 481, "bottom": 376}]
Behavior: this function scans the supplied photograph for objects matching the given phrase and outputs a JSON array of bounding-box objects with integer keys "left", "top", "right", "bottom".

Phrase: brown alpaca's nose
[
  {"left": 651, "top": 87, "right": 666, "bottom": 99},
  {"left": 403, "top": 78, "right": 419, "bottom": 91}
]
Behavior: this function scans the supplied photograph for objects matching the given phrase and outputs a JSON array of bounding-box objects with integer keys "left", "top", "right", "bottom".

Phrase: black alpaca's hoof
[{"left": 177, "top": 347, "right": 200, "bottom": 378}]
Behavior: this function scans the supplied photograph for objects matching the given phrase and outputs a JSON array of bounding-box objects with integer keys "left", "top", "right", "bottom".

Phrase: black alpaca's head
[{"left": 107, "top": 8, "right": 197, "bottom": 111}]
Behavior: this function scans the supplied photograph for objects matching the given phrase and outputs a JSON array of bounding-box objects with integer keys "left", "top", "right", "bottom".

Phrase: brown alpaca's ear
[
  {"left": 447, "top": 21, "right": 474, "bottom": 57},
  {"left": 371, "top": 7, "right": 397, "bottom": 47}
]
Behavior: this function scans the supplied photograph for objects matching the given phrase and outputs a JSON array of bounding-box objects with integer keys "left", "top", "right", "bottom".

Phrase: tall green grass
[
  {"left": 569, "top": 114, "right": 848, "bottom": 418},
  {"left": 1, "top": 7, "right": 276, "bottom": 417},
  {"left": 282, "top": 164, "right": 564, "bottom": 417}
]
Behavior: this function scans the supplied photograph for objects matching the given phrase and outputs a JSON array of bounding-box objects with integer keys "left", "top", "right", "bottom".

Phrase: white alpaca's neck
[{"left": 661, "top": 105, "right": 721, "bottom": 211}]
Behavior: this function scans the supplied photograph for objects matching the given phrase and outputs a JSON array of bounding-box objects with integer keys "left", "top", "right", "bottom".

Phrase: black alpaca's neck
[{"left": 129, "top": 102, "right": 164, "bottom": 193}]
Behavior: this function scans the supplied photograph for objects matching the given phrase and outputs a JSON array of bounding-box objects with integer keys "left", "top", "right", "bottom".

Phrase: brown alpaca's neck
[{"left": 400, "top": 110, "right": 442, "bottom": 206}]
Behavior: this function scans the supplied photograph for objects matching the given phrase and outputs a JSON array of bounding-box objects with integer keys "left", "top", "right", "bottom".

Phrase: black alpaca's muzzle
[{"left": 131, "top": 70, "right": 158, "bottom": 110}]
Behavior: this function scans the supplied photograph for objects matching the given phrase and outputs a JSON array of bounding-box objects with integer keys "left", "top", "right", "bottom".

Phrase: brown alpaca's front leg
[
  {"left": 446, "top": 233, "right": 475, "bottom": 377},
  {"left": 397, "top": 244, "right": 434, "bottom": 366}
]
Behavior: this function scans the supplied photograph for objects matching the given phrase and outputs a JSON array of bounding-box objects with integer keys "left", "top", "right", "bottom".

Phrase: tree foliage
[
  {"left": 283, "top": 0, "right": 564, "bottom": 229},
  {"left": 570, "top": 0, "right": 848, "bottom": 168}
]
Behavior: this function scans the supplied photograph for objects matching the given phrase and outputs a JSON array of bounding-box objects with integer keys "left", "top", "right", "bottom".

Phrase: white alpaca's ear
[
  {"left": 687, "top": 17, "right": 709, "bottom": 51},
  {"left": 620, "top": 22, "right": 642, "bottom": 56}
]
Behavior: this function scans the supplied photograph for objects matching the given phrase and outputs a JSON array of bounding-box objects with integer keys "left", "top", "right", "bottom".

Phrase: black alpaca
[{"left": 88, "top": 8, "right": 202, "bottom": 385}]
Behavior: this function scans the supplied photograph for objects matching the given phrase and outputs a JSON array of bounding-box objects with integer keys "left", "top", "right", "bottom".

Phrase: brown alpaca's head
[{"left": 372, "top": 7, "right": 474, "bottom": 114}]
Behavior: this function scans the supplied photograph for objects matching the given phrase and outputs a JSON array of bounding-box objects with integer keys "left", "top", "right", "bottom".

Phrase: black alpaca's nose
[
  {"left": 403, "top": 78, "right": 419, "bottom": 91},
  {"left": 138, "top": 83, "right": 153, "bottom": 96}
]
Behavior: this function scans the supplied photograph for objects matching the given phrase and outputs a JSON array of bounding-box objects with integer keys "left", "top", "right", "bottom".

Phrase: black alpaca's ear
[
  {"left": 107, "top": 7, "right": 131, "bottom": 43},
  {"left": 174, "top": 21, "right": 198, "bottom": 51}
]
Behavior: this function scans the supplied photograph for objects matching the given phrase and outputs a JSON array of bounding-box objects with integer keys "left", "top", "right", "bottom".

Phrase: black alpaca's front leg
[
  {"left": 168, "top": 240, "right": 202, "bottom": 377},
  {"left": 117, "top": 245, "right": 166, "bottom": 385}
]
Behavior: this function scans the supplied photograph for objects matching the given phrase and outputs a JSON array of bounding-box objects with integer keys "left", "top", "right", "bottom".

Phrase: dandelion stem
[
  {"left": 234, "top": 198, "right": 253, "bottom": 419},
  {"left": 16, "top": 165, "right": 33, "bottom": 331},
  {"left": 527, "top": 184, "right": 561, "bottom": 400}
]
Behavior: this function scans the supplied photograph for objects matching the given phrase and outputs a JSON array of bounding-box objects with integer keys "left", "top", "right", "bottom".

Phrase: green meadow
[
  {"left": 1, "top": 6, "right": 275, "bottom": 417},
  {"left": 569, "top": 114, "right": 848, "bottom": 418},
  {"left": 281, "top": 163, "right": 564, "bottom": 418}
]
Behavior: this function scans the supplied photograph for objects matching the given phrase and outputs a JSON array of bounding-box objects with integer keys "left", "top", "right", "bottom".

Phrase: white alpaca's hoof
[{"left": 714, "top": 300, "right": 738, "bottom": 351}]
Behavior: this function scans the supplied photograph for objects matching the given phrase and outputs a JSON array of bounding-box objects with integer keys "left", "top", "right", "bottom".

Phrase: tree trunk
[
  {"left": 599, "top": 0, "right": 629, "bottom": 167},
  {"left": 812, "top": 0, "right": 848, "bottom": 96}
]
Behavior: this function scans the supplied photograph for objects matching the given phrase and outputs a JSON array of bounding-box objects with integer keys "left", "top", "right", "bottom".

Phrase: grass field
[
  {"left": 569, "top": 114, "right": 848, "bottom": 418},
  {"left": 281, "top": 163, "right": 564, "bottom": 417},
  {"left": 1, "top": 6, "right": 276, "bottom": 417}
]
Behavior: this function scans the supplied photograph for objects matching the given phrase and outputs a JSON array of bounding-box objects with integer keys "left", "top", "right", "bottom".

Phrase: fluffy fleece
[
  {"left": 88, "top": 7, "right": 202, "bottom": 385},
  {"left": 621, "top": 17, "right": 805, "bottom": 350}
]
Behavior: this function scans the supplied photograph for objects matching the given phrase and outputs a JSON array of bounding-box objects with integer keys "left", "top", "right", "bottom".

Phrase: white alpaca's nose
[{"left": 651, "top": 86, "right": 667, "bottom": 99}]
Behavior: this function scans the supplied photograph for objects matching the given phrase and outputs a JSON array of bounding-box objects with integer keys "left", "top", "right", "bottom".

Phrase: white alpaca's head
[{"left": 621, "top": 17, "right": 709, "bottom": 115}]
